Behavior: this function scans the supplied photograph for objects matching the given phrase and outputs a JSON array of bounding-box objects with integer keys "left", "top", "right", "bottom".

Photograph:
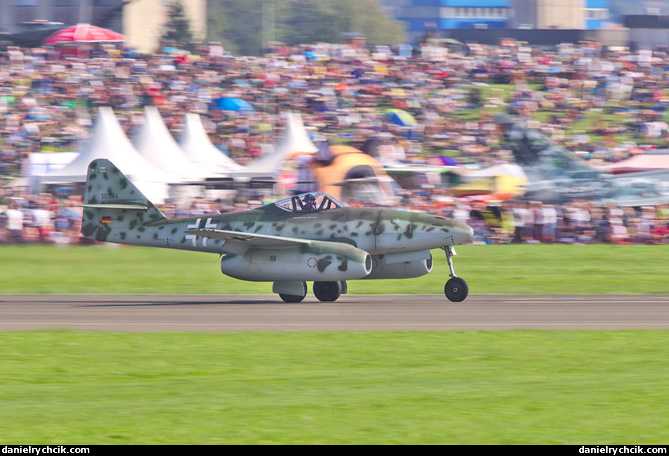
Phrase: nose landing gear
[{"left": 443, "top": 246, "right": 469, "bottom": 302}]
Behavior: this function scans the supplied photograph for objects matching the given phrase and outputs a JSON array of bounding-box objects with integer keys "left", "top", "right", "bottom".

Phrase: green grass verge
[
  {"left": 1, "top": 330, "right": 668, "bottom": 444},
  {"left": 1, "top": 244, "right": 668, "bottom": 295}
]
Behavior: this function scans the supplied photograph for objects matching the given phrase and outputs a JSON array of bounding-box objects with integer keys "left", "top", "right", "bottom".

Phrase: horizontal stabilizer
[{"left": 82, "top": 203, "right": 149, "bottom": 210}]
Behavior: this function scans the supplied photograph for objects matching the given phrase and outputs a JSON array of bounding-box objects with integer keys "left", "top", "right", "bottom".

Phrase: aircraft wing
[{"left": 184, "top": 229, "right": 313, "bottom": 252}]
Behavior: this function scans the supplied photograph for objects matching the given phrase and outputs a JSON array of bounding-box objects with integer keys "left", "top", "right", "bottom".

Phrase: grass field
[
  {"left": 1, "top": 244, "right": 668, "bottom": 444},
  {"left": 1, "top": 243, "right": 668, "bottom": 295},
  {"left": 1, "top": 330, "right": 668, "bottom": 444}
]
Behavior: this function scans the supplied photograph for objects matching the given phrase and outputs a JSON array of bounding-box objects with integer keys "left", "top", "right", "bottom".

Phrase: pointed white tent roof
[
  {"left": 238, "top": 112, "right": 318, "bottom": 177},
  {"left": 133, "top": 106, "right": 214, "bottom": 181},
  {"left": 178, "top": 113, "right": 244, "bottom": 173},
  {"left": 42, "top": 107, "right": 174, "bottom": 202}
]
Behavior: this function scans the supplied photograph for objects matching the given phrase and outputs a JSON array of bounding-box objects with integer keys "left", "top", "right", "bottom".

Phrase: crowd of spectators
[
  {"left": 1, "top": 40, "right": 669, "bottom": 245},
  {"left": 389, "top": 189, "right": 669, "bottom": 245},
  {"left": 2, "top": 186, "right": 668, "bottom": 246}
]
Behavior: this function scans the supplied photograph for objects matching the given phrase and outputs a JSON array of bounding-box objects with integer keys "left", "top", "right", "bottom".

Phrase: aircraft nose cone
[
  {"left": 453, "top": 220, "right": 474, "bottom": 245},
  {"left": 407, "top": 212, "right": 473, "bottom": 247}
]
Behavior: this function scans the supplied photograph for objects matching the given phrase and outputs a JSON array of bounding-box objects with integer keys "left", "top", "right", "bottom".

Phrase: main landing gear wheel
[
  {"left": 313, "top": 281, "right": 343, "bottom": 302},
  {"left": 443, "top": 246, "right": 469, "bottom": 302},
  {"left": 279, "top": 281, "right": 307, "bottom": 303},
  {"left": 444, "top": 277, "right": 469, "bottom": 302}
]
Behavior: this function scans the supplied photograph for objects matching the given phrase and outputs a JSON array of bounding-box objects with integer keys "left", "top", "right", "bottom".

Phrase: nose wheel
[
  {"left": 443, "top": 246, "right": 469, "bottom": 302},
  {"left": 445, "top": 277, "right": 469, "bottom": 302}
]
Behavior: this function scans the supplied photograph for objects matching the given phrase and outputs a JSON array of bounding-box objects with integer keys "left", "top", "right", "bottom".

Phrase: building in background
[
  {"left": 513, "top": 0, "right": 610, "bottom": 29},
  {"left": 0, "top": 0, "right": 206, "bottom": 54},
  {"left": 513, "top": 0, "right": 584, "bottom": 29},
  {"left": 585, "top": 0, "right": 611, "bottom": 29},
  {"left": 625, "top": 14, "right": 669, "bottom": 49},
  {"left": 382, "top": 0, "right": 611, "bottom": 44},
  {"left": 124, "top": 0, "right": 206, "bottom": 54},
  {"left": 389, "top": 0, "right": 512, "bottom": 43}
]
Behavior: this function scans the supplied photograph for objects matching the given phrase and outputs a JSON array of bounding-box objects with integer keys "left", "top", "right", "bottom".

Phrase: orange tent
[{"left": 311, "top": 145, "right": 393, "bottom": 202}]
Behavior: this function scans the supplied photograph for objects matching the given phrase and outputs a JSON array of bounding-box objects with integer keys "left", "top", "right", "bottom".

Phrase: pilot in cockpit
[{"left": 302, "top": 193, "right": 317, "bottom": 210}]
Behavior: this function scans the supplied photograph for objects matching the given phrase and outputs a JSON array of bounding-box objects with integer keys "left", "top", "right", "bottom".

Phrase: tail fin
[{"left": 80, "top": 159, "right": 167, "bottom": 243}]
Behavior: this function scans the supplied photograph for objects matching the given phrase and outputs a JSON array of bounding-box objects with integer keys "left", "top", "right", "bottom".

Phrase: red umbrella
[{"left": 42, "top": 23, "right": 125, "bottom": 45}]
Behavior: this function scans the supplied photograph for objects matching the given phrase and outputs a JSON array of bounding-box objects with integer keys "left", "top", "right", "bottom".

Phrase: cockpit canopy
[{"left": 274, "top": 192, "right": 344, "bottom": 213}]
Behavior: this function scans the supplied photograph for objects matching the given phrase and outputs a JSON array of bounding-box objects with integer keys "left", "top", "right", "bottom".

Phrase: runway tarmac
[{"left": 1, "top": 294, "right": 669, "bottom": 332}]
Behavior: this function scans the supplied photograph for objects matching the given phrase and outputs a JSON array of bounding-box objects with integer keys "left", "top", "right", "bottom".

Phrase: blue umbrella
[{"left": 214, "top": 97, "right": 254, "bottom": 112}]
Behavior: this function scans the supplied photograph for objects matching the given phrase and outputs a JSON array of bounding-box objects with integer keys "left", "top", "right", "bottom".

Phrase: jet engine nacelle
[
  {"left": 365, "top": 250, "right": 433, "bottom": 280},
  {"left": 220, "top": 245, "right": 372, "bottom": 282}
]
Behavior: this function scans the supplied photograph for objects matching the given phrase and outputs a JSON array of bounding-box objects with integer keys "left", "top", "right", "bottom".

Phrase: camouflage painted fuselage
[
  {"left": 81, "top": 159, "right": 474, "bottom": 297},
  {"left": 82, "top": 202, "right": 469, "bottom": 256},
  {"left": 80, "top": 158, "right": 473, "bottom": 284}
]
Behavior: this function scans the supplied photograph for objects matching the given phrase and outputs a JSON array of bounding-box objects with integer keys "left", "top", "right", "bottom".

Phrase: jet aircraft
[{"left": 80, "top": 159, "right": 474, "bottom": 302}]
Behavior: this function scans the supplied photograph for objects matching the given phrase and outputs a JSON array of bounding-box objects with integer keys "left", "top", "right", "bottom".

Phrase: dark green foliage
[
  {"left": 207, "top": 0, "right": 406, "bottom": 56},
  {"left": 161, "top": 0, "right": 196, "bottom": 51}
]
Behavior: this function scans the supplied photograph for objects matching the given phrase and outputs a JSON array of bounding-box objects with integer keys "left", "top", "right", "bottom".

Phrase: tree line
[{"left": 164, "top": 0, "right": 406, "bottom": 56}]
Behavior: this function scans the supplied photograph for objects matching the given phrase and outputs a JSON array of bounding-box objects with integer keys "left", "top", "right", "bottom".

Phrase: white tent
[
  {"left": 132, "top": 106, "right": 214, "bottom": 181},
  {"left": 23, "top": 152, "right": 79, "bottom": 181},
  {"left": 178, "top": 113, "right": 244, "bottom": 173},
  {"left": 42, "top": 107, "right": 174, "bottom": 202},
  {"left": 8, "top": 152, "right": 78, "bottom": 190},
  {"left": 236, "top": 112, "right": 318, "bottom": 178}
]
